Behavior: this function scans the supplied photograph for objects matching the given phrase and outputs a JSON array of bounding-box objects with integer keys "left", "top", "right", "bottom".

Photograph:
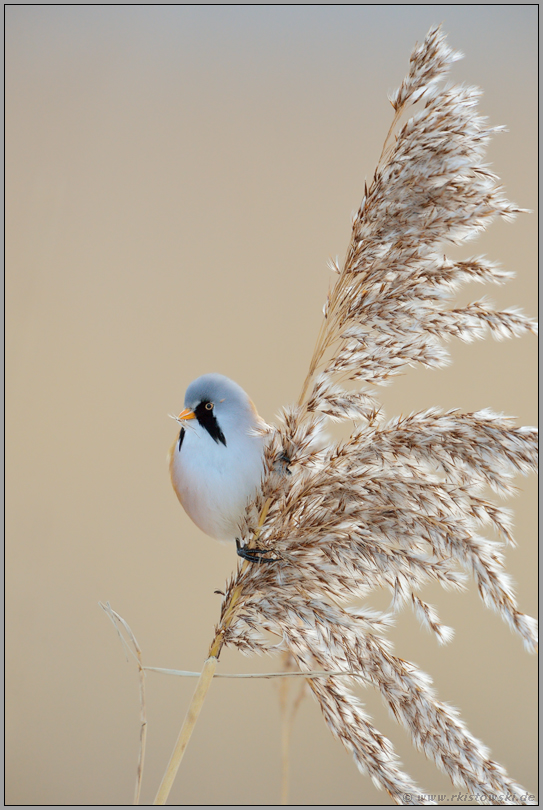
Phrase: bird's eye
[{"left": 205, "top": 402, "right": 214, "bottom": 411}]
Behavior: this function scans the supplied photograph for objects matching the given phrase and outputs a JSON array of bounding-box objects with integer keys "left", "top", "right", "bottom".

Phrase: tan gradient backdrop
[{"left": 6, "top": 7, "right": 537, "bottom": 806}]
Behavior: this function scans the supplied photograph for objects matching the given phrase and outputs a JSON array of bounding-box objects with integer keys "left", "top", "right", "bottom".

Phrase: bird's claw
[
  {"left": 236, "top": 539, "right": 278, "bottom": 564},
  {"left": 274, "top": 452, "right": 292, "bottom": 476}
]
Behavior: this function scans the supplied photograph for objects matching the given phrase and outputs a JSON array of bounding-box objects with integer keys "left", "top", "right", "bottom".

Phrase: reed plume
[{"left": 209, "top": 26, "right": 537, "bottom": 806}]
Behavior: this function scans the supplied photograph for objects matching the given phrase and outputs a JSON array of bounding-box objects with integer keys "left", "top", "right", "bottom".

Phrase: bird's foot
[
  {"left": 236, "top": 539, "right": 279, "bottom": 564},
  {"left": 274, "top": 452, "right": 292, "bottom": 476}
]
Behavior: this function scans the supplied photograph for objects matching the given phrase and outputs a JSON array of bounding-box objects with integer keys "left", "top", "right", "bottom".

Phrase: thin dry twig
[
  {"left": 100, "top": 602, "right": 147, "bottom": 806},
  {"left": 144, "top": 666, "right": 365, "bottom": 680},
  {"left": 278, "top": 653, "right": 307, "bottom": 805}
]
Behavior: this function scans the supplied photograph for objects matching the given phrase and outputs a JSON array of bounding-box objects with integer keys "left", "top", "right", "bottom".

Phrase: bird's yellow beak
[{"left": 177, "top": 407, "right": 196, "bottom": 421}]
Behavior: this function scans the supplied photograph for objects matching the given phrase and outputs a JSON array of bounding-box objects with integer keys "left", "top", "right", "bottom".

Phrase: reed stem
[
  {"left": 153, "top": 498, "right": 273, "bottom": 804},
  {"left": 153, "top": 656, "right": 218, "bottom": 805}
]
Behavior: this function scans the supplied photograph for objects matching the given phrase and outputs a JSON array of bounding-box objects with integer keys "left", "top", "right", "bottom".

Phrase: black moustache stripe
[
  {"left": 178, "top": 427, "right": 185, "bottom": 451},
  {"left": 194, "top": 401, "right": 227, "bottom": 446}
]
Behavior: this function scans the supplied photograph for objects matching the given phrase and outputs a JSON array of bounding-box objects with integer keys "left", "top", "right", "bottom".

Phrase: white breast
[{"left": 170, "top": 423, "right": 265, "bottom": 541}]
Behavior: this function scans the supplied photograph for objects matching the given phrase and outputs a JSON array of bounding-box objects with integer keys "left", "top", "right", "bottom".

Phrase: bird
[{"left": 169, "top": 373, "right": 274, "bottom": 561}]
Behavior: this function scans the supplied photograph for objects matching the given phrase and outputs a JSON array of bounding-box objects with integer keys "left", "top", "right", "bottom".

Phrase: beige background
[{"left": 6, "top": 6, "right": 537, "bottom": 806}]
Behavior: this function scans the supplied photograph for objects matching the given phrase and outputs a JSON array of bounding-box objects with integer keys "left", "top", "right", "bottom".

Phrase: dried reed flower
[{"left": 211, "top": 26, "right": 537, "bottom": 806}]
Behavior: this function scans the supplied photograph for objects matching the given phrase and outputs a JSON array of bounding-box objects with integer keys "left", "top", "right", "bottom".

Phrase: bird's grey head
[{"left": 183, "top": 373, "right": 258, "bottom": 446}]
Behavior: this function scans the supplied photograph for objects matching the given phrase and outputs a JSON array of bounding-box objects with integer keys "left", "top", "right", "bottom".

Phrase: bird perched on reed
[
  {"left": 169, "top": 373, "right": 278, "bottom": 561},
  {"left": 167, "top": 26, "right": 537, "bottom": 805}
]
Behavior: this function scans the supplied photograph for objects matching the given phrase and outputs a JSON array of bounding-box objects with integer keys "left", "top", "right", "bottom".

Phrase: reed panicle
[{"left": 210, "top": 26, "right": 537, "bottom": 806}]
